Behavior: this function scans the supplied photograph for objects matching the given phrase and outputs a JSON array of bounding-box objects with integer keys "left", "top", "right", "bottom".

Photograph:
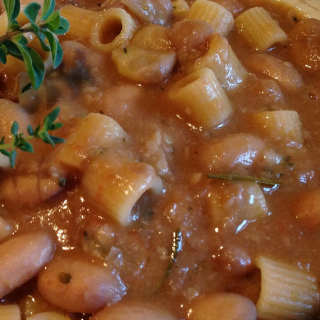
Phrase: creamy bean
[
  {"left": 189, "top": 293, "right": 257, "bottom": 320},
  {"left": 37, "top": 256, "right": 126, "bottom": 313},
  {"left": 0, "top": 232, "right": 54, "bottom": 299},
  {"left": 91, "top": 301, "right": 177, "bottom": 320}
]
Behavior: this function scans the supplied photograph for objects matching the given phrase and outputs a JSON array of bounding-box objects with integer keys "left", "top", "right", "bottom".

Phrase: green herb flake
[
  {"left": 58, "top": 177, "right": 67, "bottom": 187},
  {"left": 124, "top": 48, "right": 127, "bottom": 54},
  {"left": 58, "top": 272, "right": 72, "bottom": 284}
]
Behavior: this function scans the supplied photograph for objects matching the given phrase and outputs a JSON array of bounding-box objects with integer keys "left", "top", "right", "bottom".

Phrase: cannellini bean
[
  {"left": 289, "top": 18, "right": 320, "bottom": 73},
  {"left": 215, "top": 245, "right": 254, "bottom": 277},
  {"left": 170, "top": 19, "right": 213, "bottom": 67},
  {"left": 243, "top": 54, "right": 303, "bottom": 92},
  {"left": 0, "top": 175, "right": 62, "bottom": 206},
  {"left": 293, "top": 188, "right": 320, "bottom": 231},
  {"left": 121, "top": 0, "right": 173, "bottom": 26},
  {"left": 37, "top": 256, "right": 126, "bottom": 313},
  {"left": 189, "top": 293, "right": 257, "bottom": 320},
  {"left": 91, "top": 301, "right": 177, "bottom": 320},
  {"left": 196, "top": 133, "right": 282, "bottom": 173},
  {"left": 0, "top": 232, "right": 54, "bottom": 299}
]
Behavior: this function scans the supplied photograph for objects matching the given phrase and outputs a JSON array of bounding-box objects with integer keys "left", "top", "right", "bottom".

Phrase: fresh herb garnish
[
  {"left": 0, "top": 107, "right": 65, "bottom": 167},
  {"left": 0, "top": 0, "right": 70, "bottom": 90},
  {"left": 207, "top": 173, "right": 282, "bottom": 186}
]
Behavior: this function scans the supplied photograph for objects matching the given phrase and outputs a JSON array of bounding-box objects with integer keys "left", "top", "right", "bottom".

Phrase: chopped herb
[
  {"left": 284, "top": 156, "right": 295, "bottom": 166},
  {"left": 173, "top": 6, "right": 176, "bottom": 9},
  {"left": 124, "top": 48, "right": 127, "bottom": 54},
  {"left": 293, "top": 16, "right": 298, "bottom": 22},
  {"left": 207, "top": 173, "right": 282, "bottom": 186},
  {"left": 58, "top": 272, "right": 72, "bottom": 284},
  {"left": 153, "top": 229, "right": 182, "bottom": 292},
  {"left": 58, "top": 177, "right": 67, "bottom": 187}
]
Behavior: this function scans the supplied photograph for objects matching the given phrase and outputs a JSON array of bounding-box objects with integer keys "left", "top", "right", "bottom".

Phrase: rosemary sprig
[
  {"left": 207, "top": 173, "right": 282, "bottom": 186},
  {"left": 0, "top": 107, "right": 65, "bottom": 167},
  {"left": 0, "top": 0, "right": 69, "bottom": 90},
  {"left": 153, "top": 229, "right": 182, "bottom": 293}
]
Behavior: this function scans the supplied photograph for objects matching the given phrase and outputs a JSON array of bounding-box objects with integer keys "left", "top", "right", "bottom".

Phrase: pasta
[
  {"left": 91, "top": 8, "right": 139, "bottom": 52},
  {"left": 167, "top": 68, "right": 233, "bottom": 128},
  {"left": 0, "top": 305, "right": 20, "bottom": 320},
  {"left": 187, "top": 0, "right": 234, "bottom": 36},
  {"left": 190, "top": 33, "right": 248, "bottom": 90},
  {"left": 256, "top": 256, "right": 319, "bottom": 320},
  {"left": 172, "top": 0, "right": 190, "bottom": 21},
  {"left": 235, "top": 7, "right": 288, "bottom": 51}
]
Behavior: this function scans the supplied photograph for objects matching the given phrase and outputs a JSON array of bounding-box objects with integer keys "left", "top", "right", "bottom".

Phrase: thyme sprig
[
  {"left": 207, "top": 173, "right": 282, "bottom": 186},
  {"left": 0, "top": 0, "right": 69, "bottom": 90},
  {"left": 0, "top": 107, "right": 65, "bottom": 167}
]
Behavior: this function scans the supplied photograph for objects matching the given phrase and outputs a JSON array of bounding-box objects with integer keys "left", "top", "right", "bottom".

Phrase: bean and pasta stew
[{"left": 0, "top": 0, "right": 320, "bottom": 319}]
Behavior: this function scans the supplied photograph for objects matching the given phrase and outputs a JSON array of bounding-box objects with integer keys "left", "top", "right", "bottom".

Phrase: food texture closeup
[{"left": 0, "top": 0, "right": 320, "bottom": 319}]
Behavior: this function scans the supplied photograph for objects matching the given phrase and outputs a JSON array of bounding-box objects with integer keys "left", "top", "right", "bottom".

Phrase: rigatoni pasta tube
[
  {"left": 167, "top": 68, "right": 233, "bottom": 129},
  {"left": 81, "top": 155, "right": 163, "bottom": 226},
  {"left": 187, "top": 0, "right": 234, "bottom": 37},
  {"left": 190, "top": 33, "right": 248, "bottom": 90},
  {"left": 235, "top": 7, "right": 288, "bottom": 51},
  {"left": 172, "top": 0, "right": 190, "bottom": 21},
  {"left": 91, "top": 8, "right": 139, "bottom": 52},
  {"left": 250, "top": 110, "right": 303, "bottom": 147},
  {"left": 60, "top": 5, "right": 100, "bottom": 42},
  {"left": 256, "top": 256, "right": 319, "bottom": 320}
]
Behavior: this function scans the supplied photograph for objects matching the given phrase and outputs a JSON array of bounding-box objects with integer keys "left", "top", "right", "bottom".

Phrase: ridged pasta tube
[
  {"left": 187, "top": 0, "right": 234, "bottom": 37},
  {"left": 91, "top": 8, "right": 139, "bottom": 52},
  {"left": 81, "top": 155, "right": 163, "bottom": 225},
  {"left": 251, "top": 110, "right": 303, "bottom": 147},
  {"left": 60, "top": 6, "right": 100, "bottom": 42},
  {"left": 0, "top": 304, "right": 21, "bottom": 320},
  {"left": 167, "top": 68, "right": 233, "bottom": 129},
  {"left": 172, "top": 0, "right": 190, "bottom": 21},
  {"left": 53, "top": 113, "right": 130, "bottom": 171},
  {"left": 235, "top": 7, "right": 288, "bottom": 51},
  {"left": 190, "top": 33, "right": 248, "bottom": 90},
  {"left": 256, "top": 256, "right": 319, "bottom": 320}
]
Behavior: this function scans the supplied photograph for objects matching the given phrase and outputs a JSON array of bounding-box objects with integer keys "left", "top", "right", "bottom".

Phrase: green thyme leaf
[
  {"left": 23, "top": 2, "right": 41, "bottom": 33},
  {"left": 3, "top": 0, "right": 20, "bottom": 24},
  {"left": 42, "top": 30, "right": 63, "bottom": 68},
  {"left": 41, "top": 0, "right": 56, "bottom": 21},
  {"left": 52, "top": 17, "right": 70, "bottom": 35}
]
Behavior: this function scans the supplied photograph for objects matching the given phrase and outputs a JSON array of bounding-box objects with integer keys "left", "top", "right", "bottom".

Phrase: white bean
[
  {"left": 0, "top": 232, "right": 54, "bottom": 299},
  {"left": 91, "top": 301, "right": 177, "bottom": 320},
  {"left": 189, "top": 293, "right": 257, "bottom": 320},
  {"left": 37, "top": 256, "right": 126, "bottom": 313}
]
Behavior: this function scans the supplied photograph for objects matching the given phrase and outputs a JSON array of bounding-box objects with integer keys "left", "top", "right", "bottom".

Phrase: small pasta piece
[
  {"left": 250, "top": 110, "right": 303, "bottom": 147},
  {"left": 167, "top": 68, "right": 233, "bottom": 129},
  {"left": 60, "top": 6, "right": 99, "bottom": 42},
  {"left": 27, "top": 312, "right": 69, "bottom": 320},
  {"left": 256, "top": 256, "right": 319, "bottom": 320},
  {"left": 81, "top": 155, "right": 163, "bottom": 225},
  {"left": 53, "top": 113, "right": 130, "bottom": 171},
  {"left": 196, "top": 133, "right": 283, "bottom": 173},
  {"left": 121, "top": 0, "right": 173, "bottom": 26},
  {"left": 172, "top": 0, "right": 190, "bottom": 21},
  {"left": 293, "top": 189, "right": 320, "bottom": 231},
  {"left": 37, "top": 256, "right": 126, "bottom": 313},
  {"left": 189, "top": 293, "right": 257, "bottom": 320},
  {"left": 91, "top": 8, "right": 139, "bottom": 53},
  {"left": 112, "top": 45, "right": 176, "bottom": 84},
  {"left": 0, "top": 305, "right": 21, "bottom": 320},
  {"left": 92, "top": 301, "right": 177, "bottom": 320},
  {"left": 190, "top": 33, "right": 248, "bottom": 90},
  {"left": 243, "top": 54, "right": 303, "bottom": 92},
  {"left": 235, "top": 7, "right": 288, "bottom": 51},
  {"left": 187, "top": 0, "right": 234, "bottom": 37},
  {"left": 207, "top": 181, "right": 269, "bottom": 232}
]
